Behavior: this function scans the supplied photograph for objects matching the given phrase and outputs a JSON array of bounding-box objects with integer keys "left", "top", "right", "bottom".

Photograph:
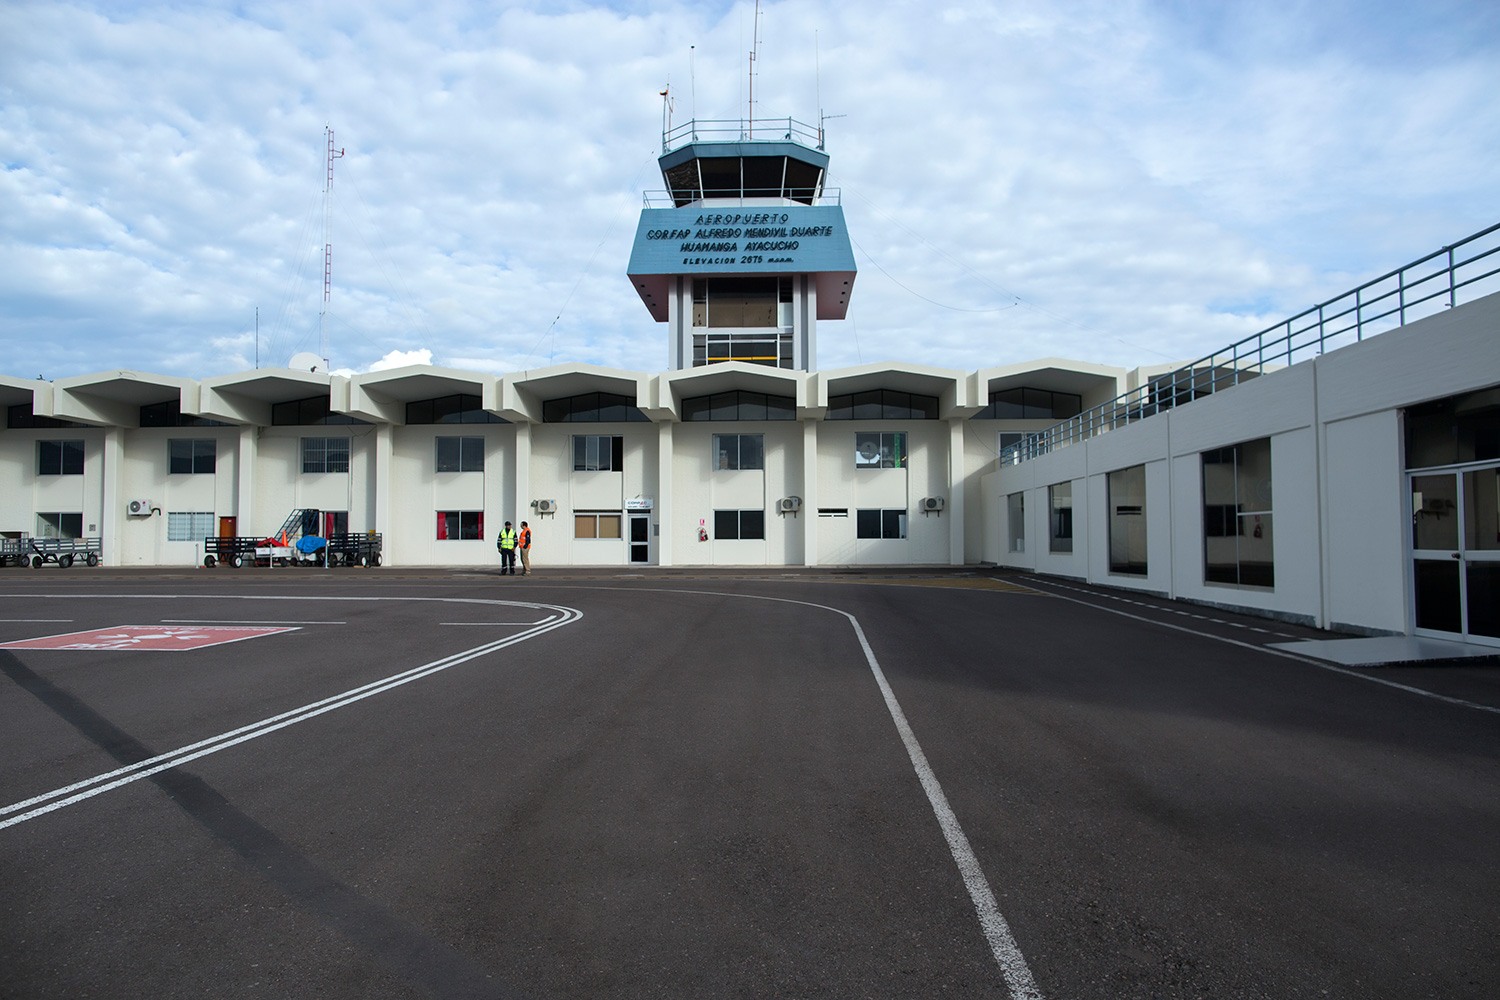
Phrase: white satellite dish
[{"left": 288, "top": 352, "right": 325, "bottom": 373}]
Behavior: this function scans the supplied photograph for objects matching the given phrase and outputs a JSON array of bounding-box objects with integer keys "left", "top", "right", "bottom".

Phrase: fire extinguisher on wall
[{"left": 698, "top": 519, "right": 708, "bottom": 542}]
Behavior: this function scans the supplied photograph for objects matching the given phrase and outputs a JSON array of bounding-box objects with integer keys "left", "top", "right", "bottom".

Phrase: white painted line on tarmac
[
  {"left": 438, "top": 621, "right": 549, "bottom": 626},
  {"left": 0, "top": 597, "right": 582, "bottom": 831},
  {"left": 581, "top": 585, "right": 1044, "bottom": 1000},
  {"left": 842, "top": 610, "right": 1045, "bottom": 1000},
  {"left": 161, "top": 619, "right": 347, "bottom": 625},
  {"left": 1018, "top": 579, "right": 1500, "bottom": 717},
  {"left": 0, "top": 619, "right": 73, "bottom": 623}
]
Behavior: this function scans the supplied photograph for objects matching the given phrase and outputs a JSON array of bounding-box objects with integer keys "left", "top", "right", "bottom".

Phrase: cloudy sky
[{"left": 3, "top": 0, "right": 1498, "bottom": 382}]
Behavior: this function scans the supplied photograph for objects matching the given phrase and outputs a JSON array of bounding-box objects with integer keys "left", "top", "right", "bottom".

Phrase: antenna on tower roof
[{"left": 747, "top": 0, "right": 762, "bottom": 138}]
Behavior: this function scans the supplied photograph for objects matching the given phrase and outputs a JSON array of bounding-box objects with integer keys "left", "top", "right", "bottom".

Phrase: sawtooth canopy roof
[
  {"left": 345, "top": 365, "right": 500, "bottom": 424},
  {"left": 50, "top": 370, "right": 197, "bottom": 427},
  {"left": 0, "top": 374, "right": 44, "bottom": 409},
  {"left": 818, "top": 363, "right": 971, "bottom": 418},
  {"left": 197, "top": 368, "right": 333, "bottom": 425},
  {"left": 978, "top": 358, "right": 1127, "bottom": 399},
  {"left": 657, "top": 362, "right": 807, "bottom": 420},
  {"left": 499, "top": 364, "right": 649, "bottom": 424}
]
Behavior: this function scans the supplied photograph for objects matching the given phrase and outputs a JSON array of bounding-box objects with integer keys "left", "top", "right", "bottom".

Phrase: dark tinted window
[
  {"left": 826, "top": 389, "right": 939, "bottom": 420},
  {"left": 542, "top": 392, "right": 648, "bottom": 423},
  {"left": 681, "top": 391, "right": 795, "bottom": 421}
]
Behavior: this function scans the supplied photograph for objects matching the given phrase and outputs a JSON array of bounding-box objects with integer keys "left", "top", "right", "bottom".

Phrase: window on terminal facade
[
  {"left": 974, "top": 388, "right": 1083, "bottom": 420},
  {"left": 713, "top": 434, "right": 764, "bottom": 470},
  {"left": 37, "top": 440, "right": 84, "bottom": 476},
  {"left": 856, "top": 509, "right": 907, "bottom": 540},
  {"left": 169, "top": 439, "right": 217, "bottom": 474},
  {"left": 1049, "top": 482, "right": 1074, "bottom": 553},
  {"left": 855, "top": 432, "right": 906, "bottom": 469},
  {"left": 826, "top": 390, "right": 938, "bottom": 421},
  {"left": 1203, "top": 439, "right": 1274, "bottom": 587},
  {"left": 302, "top": 437, "right": 350, "bottom": 474},
  {"left": 37, "top": 512, "right": 83, "bottom": 539},
  {"left": 714, "top": 509, "right": 766, "bottom": 540},
  {"left": 573, "top": 435, "right": 624, "bottom": 472},
  {"left": 436, "top": 511, "right": 484, "bottom": 540},
  {"left": 1108, "top": 465, "right": 1148, "bottom": 576},
  {"left": 574, "top": 512, "right": 623, "bottom": 539},
  {"left": 436, "top": 437, "right": 485, "bottom": 473},
  {"left": 167, "top": 512, "right": 215, "bottom": 542},
  {"left": 681, "top": 391, "right": 795, "bottom": 421}
]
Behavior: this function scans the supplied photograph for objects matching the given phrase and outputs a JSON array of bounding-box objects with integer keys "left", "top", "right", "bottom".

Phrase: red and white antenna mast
[{"left": 320, "top": 125, "right": 344, "bottom": 368}]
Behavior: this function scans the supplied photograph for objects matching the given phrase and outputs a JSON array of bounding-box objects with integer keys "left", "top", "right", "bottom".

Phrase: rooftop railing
[
  {"left": 641, "top": 187, "right": 840, "bottom": 210},
  {"left": 663, "top": 117, "right": 825, "bottom": 154},
  {"left": 1000, "top": 221, "right": 1500, "bottom": 466}
]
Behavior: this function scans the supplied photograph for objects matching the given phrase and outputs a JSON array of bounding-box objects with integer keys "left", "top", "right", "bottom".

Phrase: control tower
[{"left": 626, "top": 117, "right": 856, "bottom": 372}]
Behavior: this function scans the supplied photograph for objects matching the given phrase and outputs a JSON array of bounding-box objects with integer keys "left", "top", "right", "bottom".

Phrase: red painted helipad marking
[{"left": 0, "top": 625, "right": 297, "bottom": 651}]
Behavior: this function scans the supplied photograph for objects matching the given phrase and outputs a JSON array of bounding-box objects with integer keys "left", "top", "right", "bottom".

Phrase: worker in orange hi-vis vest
[{"left": 518, "top": 521, "right": 532, "bottom": 576}]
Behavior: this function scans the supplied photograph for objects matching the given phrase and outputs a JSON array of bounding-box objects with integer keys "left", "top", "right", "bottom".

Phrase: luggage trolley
[
  {"left": 0, "top": 535, "right": 30, "bottom": 568},
  {"left": 326, "top": 532, "right": 383, "bottom": 567},
  {"left": 25, "top": 536, "right": 103, "bottom": 569},
  {"left": 202, "top": 536, "right": 261, "bottom": 568}
]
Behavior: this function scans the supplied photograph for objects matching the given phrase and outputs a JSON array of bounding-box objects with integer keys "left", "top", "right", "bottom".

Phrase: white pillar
[
  {"left": 657, "top": 420, "right": 674, "bottom": 566},
  {"left": 237, "top": 425, "right": 256, "bottom": 535},
  {"left": 101, "top": 428, "right": 122, "bottom": 565},
  {"left": 374, "top": 423, "right": 392, "bottom": 543},
  {"left": 948, "top": 417, "right": 966, "bottom": 566},
  {"left": 513, "top": 421, "right": 531, "bottom": 527},
  {"left": 802, "top": 418, "right": 819, "bottom": 566}
]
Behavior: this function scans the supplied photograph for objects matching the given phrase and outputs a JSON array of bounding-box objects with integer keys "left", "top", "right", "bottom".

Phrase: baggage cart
[
  {"left": 0, "top": 535, "right": 30, "bottom": 568},
  {"left": 26, "top": 536, "right": 103, "bottom": 569},
  {"left": 202, "top": 536, "right": 261, "bottom": 568},
  {"left": 326, "top": 531, "right": 383, "bottom": 567}
]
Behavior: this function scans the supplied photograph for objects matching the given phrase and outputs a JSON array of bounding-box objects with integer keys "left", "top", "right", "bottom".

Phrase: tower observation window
[{"left": 663, "top": 155, "right": 824, "bottom": 206}]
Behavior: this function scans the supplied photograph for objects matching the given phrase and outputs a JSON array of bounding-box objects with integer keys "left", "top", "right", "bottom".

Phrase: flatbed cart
[
  {"left": 325, "top": 531, "right": 383, "bottom": 567},
  {"left": 1, "top": 536, "right": 31, "bottom": 568},
  {"left": 201, "top": 536, "right": 263, "bottom": 568},
  {"left": 26, "top": 536, "right": 102, "bottom": 569}
]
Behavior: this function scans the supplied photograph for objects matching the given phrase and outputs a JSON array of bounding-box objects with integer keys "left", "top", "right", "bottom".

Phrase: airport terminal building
[{"left": 2, "top": 118, "right": 1498, "bottom": 648}]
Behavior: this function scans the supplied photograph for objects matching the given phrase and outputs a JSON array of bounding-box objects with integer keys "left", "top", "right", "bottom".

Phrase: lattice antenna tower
[{"left": 321, "top": 125, "right": 345, "bottom": 368}]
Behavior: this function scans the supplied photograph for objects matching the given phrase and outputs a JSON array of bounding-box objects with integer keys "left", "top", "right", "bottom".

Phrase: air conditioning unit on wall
[
  {"left": 534, "top": 499, "right": 558, "bottom": 514},
  {"left": 921, "top": 496, "right": 945, "bottom": 513},
  {"left": 127, "top": 499, "right": 153, "bottom": 516},
  {"left": 777, "top": 496, "right": 802, "bottom": 514}
]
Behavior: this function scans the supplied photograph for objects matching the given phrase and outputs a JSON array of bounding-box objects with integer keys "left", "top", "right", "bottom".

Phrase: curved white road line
[
  {"left": 0, "top": 596, "right": 581, "bottom": 830},
  {"left": 567, "top": 585, "right": 1045, "bottom": 1000}
]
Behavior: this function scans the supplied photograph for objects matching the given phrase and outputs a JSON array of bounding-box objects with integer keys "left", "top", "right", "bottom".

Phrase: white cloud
[{"left": 368, "top": 348, "right": 433, "bottom": 371}]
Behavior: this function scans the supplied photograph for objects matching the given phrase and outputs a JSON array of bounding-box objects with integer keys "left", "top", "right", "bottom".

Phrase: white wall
[{"left": 985, "top": 291, "right": 1500, "bottom": 632}]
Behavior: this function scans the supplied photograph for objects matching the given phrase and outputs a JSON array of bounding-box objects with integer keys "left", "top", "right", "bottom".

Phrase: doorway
[
  {"left": 629, "top": 514, "right": 651, "bottom": 564},
  {"left": 1410, "top": 462, "right": 1500, "bottom": 645}
]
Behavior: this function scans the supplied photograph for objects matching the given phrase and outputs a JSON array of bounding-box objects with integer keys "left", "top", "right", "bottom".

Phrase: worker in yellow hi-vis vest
[{"left": 496, "top": 521, "right": 518, "bottom": 575}]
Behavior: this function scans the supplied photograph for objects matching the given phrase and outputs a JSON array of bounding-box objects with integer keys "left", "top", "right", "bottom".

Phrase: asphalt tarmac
[{"left": 1, "top": 567, "right": 1497, "bottom": 999}]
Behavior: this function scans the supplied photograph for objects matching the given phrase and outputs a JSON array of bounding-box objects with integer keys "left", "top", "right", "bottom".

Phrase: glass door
[
  {"left": 1411, "top": 464, "right": 1500, "bottom": 645},
  {"left": 629, "top": 514, "right": 651, "bottom": 564}
]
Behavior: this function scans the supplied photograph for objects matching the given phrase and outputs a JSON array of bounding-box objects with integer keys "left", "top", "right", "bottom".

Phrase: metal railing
[
  {"left": 642, "top": 186, "right": 840, "bottom": 210},
  {"left": 663, "top": 117, "right": 825, "bottom": 154},
  {"left": 1000, "top": 221, "right": 1500, "bottom": 465}
]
